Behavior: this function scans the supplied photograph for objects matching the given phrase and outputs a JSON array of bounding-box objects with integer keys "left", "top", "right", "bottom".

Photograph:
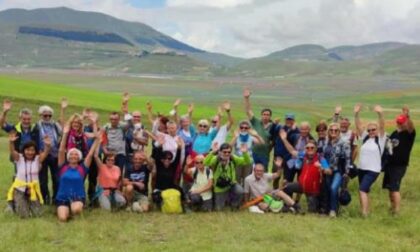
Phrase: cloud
[{"left": 1, "top": 0, "right": 420, "bottom": 57}]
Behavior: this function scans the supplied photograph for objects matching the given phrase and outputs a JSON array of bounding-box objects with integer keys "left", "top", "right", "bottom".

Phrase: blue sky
[{"left": 128, "top": 0, "right": 166, "bottom": 9}]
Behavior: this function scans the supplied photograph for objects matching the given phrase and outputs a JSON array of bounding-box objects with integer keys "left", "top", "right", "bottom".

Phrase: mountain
[{"left": 0, "top": 7, "right": 242, "bottom": 73}]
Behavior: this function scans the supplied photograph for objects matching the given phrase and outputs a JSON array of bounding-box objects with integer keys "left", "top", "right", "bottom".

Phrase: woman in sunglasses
[
  {"left": 192, "top": 119, "right": 220, "bottom": 155},
  {"left": 321, "top": 123, "right": 351, "bottom": 217},
  {"left": 280, "top": 130, "right": 330, "bottom": 213},
  {"left": 230, "top": 120, "right": 264, "bottom": 185},
  {"left": 354, "top": 104, "right": 386, "bottom": 217}
]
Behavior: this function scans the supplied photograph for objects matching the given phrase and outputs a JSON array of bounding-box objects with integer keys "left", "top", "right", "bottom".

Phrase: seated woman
[
  {"left": 94, "top": 151, "right": 126, "bottom": 211},
  {"left": 7, "top": 134, "right": 51, "bottom": 218},
  {"left": 186, "top": 155, "right": 213, "bottom": 212},
  {"left": 56, "top": 124, "right": 100, "bottom": 222},
  {"left": 280, "top": 130, "right": 330, "bottom": 213},
  {"left": 123, "top": 151, "right": 153, "bottom": 213},
  {"left": 204, "top": 142, "right": 251, "bottom": 211}
]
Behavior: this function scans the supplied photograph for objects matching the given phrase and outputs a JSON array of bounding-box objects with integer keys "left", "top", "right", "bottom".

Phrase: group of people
[{"left": 1, "top": 88, "right": 415, "bottom": 221}]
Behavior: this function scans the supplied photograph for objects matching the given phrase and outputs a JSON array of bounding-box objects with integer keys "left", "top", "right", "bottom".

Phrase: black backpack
[{"left": 362, "top": 135, "right": 391, "bottom": 171}]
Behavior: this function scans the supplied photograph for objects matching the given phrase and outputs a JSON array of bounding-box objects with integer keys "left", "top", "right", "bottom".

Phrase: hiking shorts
[
  {"left": 358, "top": 170, "right": 379, "bottom": 193},
  {"left": 382, "top": 165, "right": 407, "bottom": 192}
]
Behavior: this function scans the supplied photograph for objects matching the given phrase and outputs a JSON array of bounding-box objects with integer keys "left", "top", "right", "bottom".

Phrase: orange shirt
[{"left": 98, "top": 164, "right": 121, "bottom": 196}]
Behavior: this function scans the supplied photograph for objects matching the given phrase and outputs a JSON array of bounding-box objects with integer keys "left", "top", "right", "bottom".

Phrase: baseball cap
[
  {"left": 285, "top": 113, "right": 295, "bottom": 120},
  {"left": 396, "top": 114, "right": 408, "bottom": 125}
]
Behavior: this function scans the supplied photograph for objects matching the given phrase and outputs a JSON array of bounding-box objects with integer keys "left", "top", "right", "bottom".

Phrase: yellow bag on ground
[{"left": 161, "top": 189, "right": 182, "bottom": 214}]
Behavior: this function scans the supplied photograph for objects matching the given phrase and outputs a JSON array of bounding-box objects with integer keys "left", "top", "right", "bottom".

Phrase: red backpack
[{"left": 298, "top": 154, "right": 321, "bottom": 195}]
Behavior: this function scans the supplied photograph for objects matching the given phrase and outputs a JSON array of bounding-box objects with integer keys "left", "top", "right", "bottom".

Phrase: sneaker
[
  {"left": 132, "top": 202, "right": 142, "bottom": 212},
  {"left": 329, "top": 210, "right": 337, "bottom": 218},
  {"left": 249, "top": 206, "right": 265, "bottom": 214}
]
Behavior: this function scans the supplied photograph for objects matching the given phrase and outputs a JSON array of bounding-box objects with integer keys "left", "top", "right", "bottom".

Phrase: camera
[{"left": 216, "top": 176, "right": 233, "bottom": 188}]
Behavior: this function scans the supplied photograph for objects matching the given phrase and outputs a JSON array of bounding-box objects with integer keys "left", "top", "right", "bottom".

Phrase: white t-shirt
[
  {"left": 15, "top": 154, "right": 40, "bottom": 192},
  {"left": 190, "top": 167, "right": 213, "bottom": 201},
  {"left": 212, "top": 125, "right": 228, "bottom": 146},
  {"left": 359, "top": 132, "right": 386, "bottom": 173}
]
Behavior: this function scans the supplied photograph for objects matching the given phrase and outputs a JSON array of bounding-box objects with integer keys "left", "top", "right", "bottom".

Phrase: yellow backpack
[{"left": 161, "top": 189, "right": 183, "bottom": 214}]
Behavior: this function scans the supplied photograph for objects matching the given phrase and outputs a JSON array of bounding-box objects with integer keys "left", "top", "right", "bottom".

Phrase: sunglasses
[
  {"left": 317, "top": 129, "right": 326, "bottom": 132},
  {"left": 162, "top": 157, "right": 172, "bottom": 161},
  {"left": 240, "top": 126, "right": 249, "bottom": 130},
  {"left": 305, "top": 146, "right": 315, "bottom": 150},
  {"left": 195, "top": 161, "right": 204, "bottom": 164},
  {"left": 106, "top": 159, "right": 115, "bottom": 162},
  {"left": 329, "top": 129, "right": 339, "bottom": 133},
  {"left": 211, "top": 120, "right": 218, "bottom": 124},
  {"left": 367, "top": 128, "right": 377, "bottom": 133},
  {"left": 222, "top": 151, "right": 231, "bottom": 154},
  {"left": 198, "top": 124, "right": 208, "bottom": 128},
  {"left": 133, "top": 116, "right": 141, "bottom": 118},
  {"left": 43, "top": 114, "right": 52, "bottom": 118}
]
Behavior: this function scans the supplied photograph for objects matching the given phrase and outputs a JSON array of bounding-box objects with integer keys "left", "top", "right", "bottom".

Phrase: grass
[{"left": 0, "top": 73, "right": 420, "bottom": 251}]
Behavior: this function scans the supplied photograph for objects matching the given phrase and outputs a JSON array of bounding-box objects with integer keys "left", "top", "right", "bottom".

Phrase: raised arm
[
  {"left": 93, "top": 139, "right": 104, "bottom": 168},
  {"left": 172, "top": 98, "right": 181, "bottom": 123},
  {"left": 243, "top": 88, "right": 254, "bottom": 120},
  {"left": 280, "top": 129, "right": 298, "bottom": 157},
  {"left": 84, "top": 131, "right": 102, "bottom": 168},
  {"left": 38, "top": 136, "right": 52, "bottom": 163},
  {"left": 354, "top": 103, "right": 363, "bottom": 137},
  {"left": 223, "top": 101, "right": 234, "bottom": 130},
  {"left": 0, "top": 99, "right": 12, "bottom": 128},
  {"left": 146, "top": 101, "right": 155, "bottom": 124},
  {"left": 58, "top": 124, "right": 70, "bottom": 166},
  {"left": 402, "top": 105, "right": 415, "bottom": 133},
  {"left": 188, "top": 103, "right": 194, "bottom": 120},
  {"left": 8, "top": 132, "right": 19, "bottom": 162},
  {"left": 332, "top": 105, "right": 342, "bottom": 123},
  {"left": 374, "top": 105, "right": 385, "bottom": 137},
  {"left": 121, "top": 92, "right": 130, "bottom": 115},
  {"left": 59, "top": 97, "right": 68, "bottom": 128}
]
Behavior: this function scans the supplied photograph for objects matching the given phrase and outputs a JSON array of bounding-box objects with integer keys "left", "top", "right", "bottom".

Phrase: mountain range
[{"left": 0, "top": 7, "right": 419, "bottom": 77}]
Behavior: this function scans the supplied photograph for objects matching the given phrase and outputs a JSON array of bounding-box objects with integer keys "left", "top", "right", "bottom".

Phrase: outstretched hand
[
  {"left": 188, "top": 103, "right": 194, "bottom": 114},
  {"left": 146, "top": 101, "right": 152, "bottom": 112},
  {"left": 63, "top": 124, "right": 70, "bottom": 134},
  {"left": 243, "top": 88, "right": 251, "bottom": 99},
  {"left": 61, "top": 97, "right": 68, "bottom": 109},
  {"left": 3, "top": 99, "right": 12, "bottom": 112},
  {"left": 43, "top": 135, "right": 52, "bottom": 146},
  {"left": 274, "top": 157, "right": 283, "bottom": 167},
  {"left": 122, "top": 92, "right": 130, "bottom": 104},
  {"left": 335, "top": 105, "right": 342, "bottom": 114},
  {"left": 402, "top": 105, "right": 409, "bottom": 116},
  {"left": 354, "top": 103, "right": 362, "bottom": 114},
  {"left": 9, "top": 132, "right": 18, "bottom": 142},
  {"left": 223, "top": 101, "right": 231, "bottom": 111},
  {"left": 239, "top": 143, "right": 248, "bottom": 154},
  {"left": 211, "top": 142, "right": 219, "bottom": 153},
  {"left": 173, "top": 98, "right": 181, "bottom": 108},
  {"left": 373, "top": 105, "right": 383, "bottom": 114}
]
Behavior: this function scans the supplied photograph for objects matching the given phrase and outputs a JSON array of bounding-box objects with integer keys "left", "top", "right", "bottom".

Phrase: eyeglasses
[
  {"left": 198, "top": 124, "right": 208, "bottom": 128},
  {"left": 43, "top": 114, "right": 52, "bottom": 118},
  {"left": 133, "top": 116, "right": 141, "bottom": 118},
  {"left": 305, "top": 146, "right": 315, "bottom": 150},
  {"left": 222, "top": 151, "right": 231, "bottom": 154},
  {"left": 211, "top": 120, "right": 218, "bottom": 124},
  {"left": 106, "top": 159, "right": 115, "bottom": 162},
  {"left": 240, "top": 126, "right": 249, "bottom": 130},
  {"left": 317, "top": 129, "right": 326, "bottom": 132},
  {"left": 329, "top": 129, "right": 339, "bottom": 133},
  {"left": 195, "top": 161, "right": 204, "bottom": 164},
  {"left": 162, "top": 157, "right": 172, "bottom": 161},
  {"left": 367, "top": 128, "right": 377, "bottom": 133}
]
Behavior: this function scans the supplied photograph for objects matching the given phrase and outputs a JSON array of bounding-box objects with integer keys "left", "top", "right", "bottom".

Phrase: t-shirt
[
  {"left": 154, "top": 148, "right": 181, "bottom": 190},
  {"left": 235, "top": 133, "right": 254, "bottom": 157},
  {"left": 192, "top": 129, "right": 218, "bottom": 154},
  {"left": 56, "top": 164, "right": 88, "bottom": 202},
  {"left": 155, "top": 133, "right": 178, "bottom": 159},
  {"left": 98, "top": 164, "right": 121, "bottom": 196},
  {"left": 250, "top": 116, "right": 272, "bottom": 158},
  {"left": 124, "top": 164, "right": 150, "bottom": 195},
  {"left": 359, "top": 132, "right": 386, "bottom": 173},
  {"left": 105, "top": 123, "right": 126, "bottom": 155},
  {"left": 388, "top": 129, "right": 416, "bottom": 166},
  {"left": 15, "top": 154, "right": 40, "bottom": 192},
  {"left": 340, "top": 131, "right": 358, "bottom": 147},
  {"left": 244, "top": 173, "right": 273, "bottom": 199},
  {"left": 190, "top": 167, "right": 213, "bottom": 201},
  {"left": 212, "top": 125, "right": 228, "bottom": 146}
]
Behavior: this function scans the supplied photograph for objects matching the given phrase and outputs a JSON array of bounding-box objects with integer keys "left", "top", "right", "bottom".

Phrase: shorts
[
  {"left": 133, "top": 191, "right": 150, "bottom": 206},
  {"left": 358, "top": 170, "right": 379, "bottom": 193},
  {"left": 382, "top": 165, "right": 407, "bottom": 192},
  {"left": 56, "top": 197, "right": 85, "bottom": 207}
]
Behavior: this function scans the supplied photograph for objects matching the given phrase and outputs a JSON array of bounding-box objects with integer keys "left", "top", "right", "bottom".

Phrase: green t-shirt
[
  {"left": 250, "top": 116, "right": 272, "bottom": 158},
  {"left": 204, "top": 152, "right": 251, "bottom": 193}
]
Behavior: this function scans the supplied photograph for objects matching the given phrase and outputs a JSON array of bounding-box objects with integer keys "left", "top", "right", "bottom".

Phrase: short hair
[
  {"left": 162, "top": 151, "right": 173, "bottom": 160},
  {"left": 104, "top": 152, "right": 116, "bottom": 160},
  {"left": 19, "top": 108, "right": 33, "bottom": 117},
  {"left": 239, "top": 120, "right": 251, "bottom": 127},
  {"left": 159, "top": 116, "right": 169, "bottom": 125},
  {"left": 109, "top": 111, "right": 120, "bottom": 117},
  {"left": 261, "top": 108, "right": 272, "bottom": 116},
  {"left": 219, "top": 143, "right": 232, "bottom": 151},
  {"left": 316, "top": 121, "right": 328, "bottom": 132},
  {"left": 300, "top": 121, "right": 311, "bottom": 129},
  {"left": 180, "top": 115, "right": 190, "bottom": 122},
  {"left": 166, "top": 120, "right": 177, "bottom": 127},
  {"left": 21, "top": 141, "right": 38, "bottom": 154},
  {"left": 66, "top": 148, "right": 83, "bottom": 161},
  {"left": 254, "top": 163, "right": 265, "bottom": 171},
  {"left": 38, "top": 105, "right": 54, "bottom": 115},
  {"left": 198, "top": 119, "right": 209, "bottom": 126}
]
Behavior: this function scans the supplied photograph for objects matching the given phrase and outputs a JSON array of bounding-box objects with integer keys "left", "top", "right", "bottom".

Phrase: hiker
[
  {"left": 211, "top": 101, "right": 234, "bottom": 147},
  {"left": 382, "top": 106, "right": 416, "bottom": 215},
  {"left": 243, "top": 88, "right": 273, "bottom": 169},
  {"left": 37, "top": 103, "right": 63, "bottom": 204},
  {"left": 56, "top": 125, "right": 100, "bottom": 222},
  {"left": 151, "top": 136, "right": 184, "bottom": 209},
  {"left": 270, "top": 113, "right": 300, "bottom": 188},
  {"left": 123, "top": 151, "right": 153, "bottom": 212},
  {"left": 7, "top": 133, "right": 51, "bottom": 218},
  {"left": 204, "top": 142, "right": 251, "bottom": 211},
  {"left": 102, "top": 111, "right": 128, "bottom": 172},
  {"left": 321, "top": 123, "right": 351, "bottom": 217},
  {"left": 186, "top": 155, "right": 213, "bottom": 212},
  {"left": 280, "top": 131, "right": 330, "bottom": 213},
  {"left": 192, "top": 118, "right": 219, "bottom": 155},
  {"left": 354, "top": 104, "right": 386, "bottom": 217},
  {"left": 230, "top": 120, "right": 264, "bottom": 185},
  {"left": 244, "top": 160, "right": 300, "bottom": 213}
]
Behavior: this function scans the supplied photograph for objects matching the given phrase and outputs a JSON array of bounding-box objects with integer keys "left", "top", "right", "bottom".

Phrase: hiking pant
[
  {"left": 87, "top": 159, "right": 98, "bottom": 204},
  {"left": 39, "top": 155, "right": 58, "bottom": 204},
  {"left": 13, "top": 189, "right": 42, "bottom": 218},
  {"left": 189, "top": 193, "right": 213, "bottom": 211},
  {"left": 214, "top": 184, "right": 244, "bottom": 211}
]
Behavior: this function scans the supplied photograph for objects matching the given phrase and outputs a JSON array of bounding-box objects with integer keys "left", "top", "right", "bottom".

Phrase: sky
[{"left": 0, "top": 0, "right": 420, "bottom": 58}]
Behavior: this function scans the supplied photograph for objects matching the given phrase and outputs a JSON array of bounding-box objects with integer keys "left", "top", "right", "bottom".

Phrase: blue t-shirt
[
  {"left": 3, "top": 123, "right": 37, "bottom": 150},
  {"left": 192, "top": 129, "right": 218, "bottom": 154},
  {"left": 56, "top": 163, "right": 88, "bottom": 202}
]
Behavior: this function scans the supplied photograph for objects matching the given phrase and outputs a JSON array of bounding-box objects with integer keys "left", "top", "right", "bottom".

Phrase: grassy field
[{"left": 0, "top": 73, "right": 420, "bottom": 251}]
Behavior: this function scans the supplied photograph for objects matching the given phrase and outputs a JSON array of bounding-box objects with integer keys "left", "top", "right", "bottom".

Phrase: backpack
[
  {"left": 161, "top": 189, "right": 183, "bottom": 214},
  {"left": 298, "top": 154, "right": 321, "bottom": 195},
  {"left": 362, "top": 135, "right": 392, "bottom": 171}
]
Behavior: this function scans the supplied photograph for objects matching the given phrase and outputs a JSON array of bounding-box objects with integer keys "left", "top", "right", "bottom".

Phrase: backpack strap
[{"left": 193, "top": 167, "right": 211, "bottom": 182}]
